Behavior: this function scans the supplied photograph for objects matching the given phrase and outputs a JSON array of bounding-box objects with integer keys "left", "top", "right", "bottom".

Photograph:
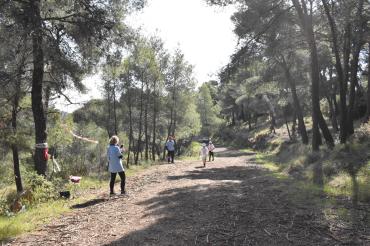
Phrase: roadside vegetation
[{"left": 1, "top": 0, "right": 369, "bottom": 244}]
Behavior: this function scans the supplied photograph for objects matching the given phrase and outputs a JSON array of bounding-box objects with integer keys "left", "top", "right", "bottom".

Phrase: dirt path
[{"left": 10, "top": 149, "right": 370, "bottom": 245}]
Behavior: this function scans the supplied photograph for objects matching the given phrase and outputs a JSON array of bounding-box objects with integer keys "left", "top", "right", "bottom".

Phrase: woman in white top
[{"left": 107, "top": 136, "right": 126, "bottom": 195}]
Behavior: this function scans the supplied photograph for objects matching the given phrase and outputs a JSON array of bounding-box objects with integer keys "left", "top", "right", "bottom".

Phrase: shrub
[
  {"left": 182, "top": 141, "right": 201, "bottom": 157},
  {"left": 354, "top": 122, "right": 370, "bottom": 143},
  {"left": 23, "top": 172, "right": 58, "bottom": 204}
]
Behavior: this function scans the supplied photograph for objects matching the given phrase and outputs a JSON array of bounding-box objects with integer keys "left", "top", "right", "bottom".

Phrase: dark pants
[
  {"left": 209, "top": 151, "right": 214, "bottom": 161},
  {"left": 110, "top": 171, "right": 126, "bottom": 194},
  {"left": 168, "top": 150, "right": 175, "bottom": 163}
]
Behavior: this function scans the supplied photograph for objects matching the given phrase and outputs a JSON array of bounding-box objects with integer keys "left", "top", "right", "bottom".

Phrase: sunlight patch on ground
[{"left": 220, "top": 180, "right": 242, "bottom": 184}]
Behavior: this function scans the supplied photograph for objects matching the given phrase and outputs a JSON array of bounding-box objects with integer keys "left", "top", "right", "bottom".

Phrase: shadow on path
[
  {"left": 71, "top": 198, "right": 108, "bottom": 209},
  {"left": 105, "top": 161, "right": 367, "bottom": 245}
]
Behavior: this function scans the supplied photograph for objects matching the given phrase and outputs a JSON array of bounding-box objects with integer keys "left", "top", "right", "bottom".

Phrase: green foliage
[
  {"left": 177, "top": 98, "right": 202, "bottom": 139},
  {"left": 196, "top": 84, "right": 224, "bottom": 136},
  {"left": 0, "top": 200, "right": 70, "bottom": 242},
  {"left": 182, "top": 141, "right": 202, "bottom": 158},
  {"left": 329, "top": 143, "right": 368, "bottom": 176},
  {"left": 48, "top": 113, "right": 74, "bottom": 148},
  {"left": 23, "top": 172, "right": 58, "bottom": 204},
  {"left": 56, "top": 121, "right": 106, "bottom": 177}
]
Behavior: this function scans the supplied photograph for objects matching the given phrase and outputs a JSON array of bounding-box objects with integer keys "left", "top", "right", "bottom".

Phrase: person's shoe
[
  {"left": 121, "top": 191, "right": 130, "bottom": 197},
  {"left": 110, "top": 192, "right": 117, "bottom": 196}
]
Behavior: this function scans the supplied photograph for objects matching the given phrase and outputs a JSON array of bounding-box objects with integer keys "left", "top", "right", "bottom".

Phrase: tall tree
[
  {"left": 290, "top": 0, "right": 334, "bottom": 150},
  {"left": 1, "top": 0, "right": 144, "bottom": 175},
  {"left": 347, "top": 0, "right": 366, "bottom": 135}
]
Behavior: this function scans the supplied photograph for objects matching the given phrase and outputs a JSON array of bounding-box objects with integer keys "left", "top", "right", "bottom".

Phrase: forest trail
[{"left": 10, "top": 148, "right": 369, "bottom": 246}]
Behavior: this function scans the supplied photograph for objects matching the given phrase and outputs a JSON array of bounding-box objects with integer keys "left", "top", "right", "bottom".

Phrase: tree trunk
[
  {"left": 152, "top": 80, "right": 158, "bottom": 161},
  {"left": 144, "top": 82, "right": 149, "bottom": 161},
  {"left": 281, "top": 57, "right": 309, "bottom": 144},
  {"left": 106, "top": 81, "right": 113, "bottom": 137},
  {"left": 113, "top": 80, "right": 117, "bottom": 135},
  {"left": 366, "top": 43, "right": 370, "bottom": 120},
  {"left": 231, "top": 109, "right": 235, "bottom": 126},
  {"left": 172, "top": 94, "right": 177, "bottom": 137},
  {"left": 343, "top": 24, "right": 351, "bottom": 95},
  {"left": 247, "top": 112, "right": 252, "bottom": 130},
  {"left": 347, "top": 0, "right": 366, "bottom": 135},
  {"left": 11, "top": 80, "right": 23, "bottom": 193},
  {"left": 326, "top": 95, "right": 338, "bottom": 132},
  {"left": 134, "top": 80, "right": 145, "bottom": 165},
  {"left": 331, "top": 68, "right": 340, "bottom": 132},
  {"left": 284, "top": 113, "right": 292, "bottom": 140},
  {"left": 292, "top": 111, "right": 297, "bottom": 137},
  {"left": 126, "top": 87, "right": 133, "bottom": 168},
  {"left": 347, "top": 0, "right": 365, "bottom": 134},
  {"left": 43, "top": 84, "right": 51, "bottom": 120},
  {"left": 31, "top": 0, "right": 48, "bottom": 175},
  {"left": 322, "top": 0, "right": 347, "bottom": 142},
  {"left": 292, "top": 0, "right": 334, "bottom": 150}
]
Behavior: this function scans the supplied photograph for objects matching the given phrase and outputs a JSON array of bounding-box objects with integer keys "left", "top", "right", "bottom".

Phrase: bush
[
  {"left": 182, "top": 141, "right": 201, "bottom": 157},
  {"left": 354, "top": 122, "right": 370, "bottom": 143}
]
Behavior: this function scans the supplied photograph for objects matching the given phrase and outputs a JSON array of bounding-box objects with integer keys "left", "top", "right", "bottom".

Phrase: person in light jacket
[
  {"left": 107, "top": 136, "right": 126, "bottom": 195},
  {"left": 165, "top": 135, "right": 176, "bottom": 163},
  {"left": 208, "top": 141, "right": 215, "bottom": 161}
]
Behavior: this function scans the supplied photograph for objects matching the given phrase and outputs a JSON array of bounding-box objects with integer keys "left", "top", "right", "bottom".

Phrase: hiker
[
  {"left": 107, "top": 136, "right": 126, "bottom": 195},
  {"left": 165, "top": 135, "right": 176, "bottom": 163},
  {"left": 200, "top": 143, "right": 208, "bottom": 167},
  {"left": 208, "top": 141, "right": 215, "bottom": 161}
]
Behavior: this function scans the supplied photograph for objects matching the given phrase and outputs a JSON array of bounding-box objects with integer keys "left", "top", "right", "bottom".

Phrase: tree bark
[
  {"left": 280, "top": 57, "right": 309, "bottom": 144},
  {"left": 284, "top": 112, "right": 292, "bottom": 140},
  {"left": 105, "top": 81, "right": 113, "bottom": 137},
  {"left": 151, "top": 80, "right": 158, "bottom": 161},
  {"left": 366, "top": 43, "right": 370, "bottom": 120},
  {"left": 292, "top": 111, "right": 297, "bottom": 137},
  {"left": 292, "top": 0, "right": 334, "bottom": 150},
  {"left": 113, "top": 80, "right": 117, "bottom": 136},
  {"left": 134, "top": 79, "right": 145, "bottom": 164},
  {"left": 144, "top": 82, "right": 149, "bottom": 161},
  {"left": 347, "top": 0, "right": 365, "bottom": 134},
  {"left": 126, "top": 87, "right": 133, "bottom": 168},
  {"left": 247, "top": 111, "right": 252, "bottom": 130},
  {"left": 31, "top": 0, "right": 48, "bottom": 175},
  {"left": 326, "top": 95, "right": 338, "bottom": 132},
  {"left": 11, "top": 80, "right": 23, "bottom": 193},
  {"left": 321, "top": 0, "right": 347, "bottom": 142}
]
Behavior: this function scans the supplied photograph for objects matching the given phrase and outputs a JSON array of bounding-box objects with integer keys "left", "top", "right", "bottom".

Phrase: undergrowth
[{"left": 254, "top": 124, "right": 370, "bottom": 204}]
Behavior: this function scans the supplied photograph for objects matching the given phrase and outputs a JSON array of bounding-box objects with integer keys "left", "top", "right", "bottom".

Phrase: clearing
[{"left": 9, "top": 148, "right": 370, "bottom": 245}]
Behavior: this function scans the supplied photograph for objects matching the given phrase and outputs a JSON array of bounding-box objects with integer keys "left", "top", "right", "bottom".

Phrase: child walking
[{"left": 200, "top": 143, "right": 208, "bottom": 167}]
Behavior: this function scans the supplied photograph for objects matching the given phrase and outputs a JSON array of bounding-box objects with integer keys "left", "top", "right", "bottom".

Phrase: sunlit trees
[
  {"left": 197, "top": 83, "right": 223, "bottom": 136},
  {"left": 207, "top": 0, "right": 369, "bottom": 152},
  {"left": 0, "top": 0, "right": 145, "bottom": 175}
]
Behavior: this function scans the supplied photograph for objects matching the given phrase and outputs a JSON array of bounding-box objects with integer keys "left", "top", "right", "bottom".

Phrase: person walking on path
[
  {"left": 165, "top": 136, "right": 176, "bottom": 163},
  {"left": 107, "top": 136, "right": 126, "bottom": 195},
  {"left": 200, "top": 143, "right": 208, "bottom": 167},
  {"left": 208, "top": 141, "right": 215, "bottom": 161}
]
